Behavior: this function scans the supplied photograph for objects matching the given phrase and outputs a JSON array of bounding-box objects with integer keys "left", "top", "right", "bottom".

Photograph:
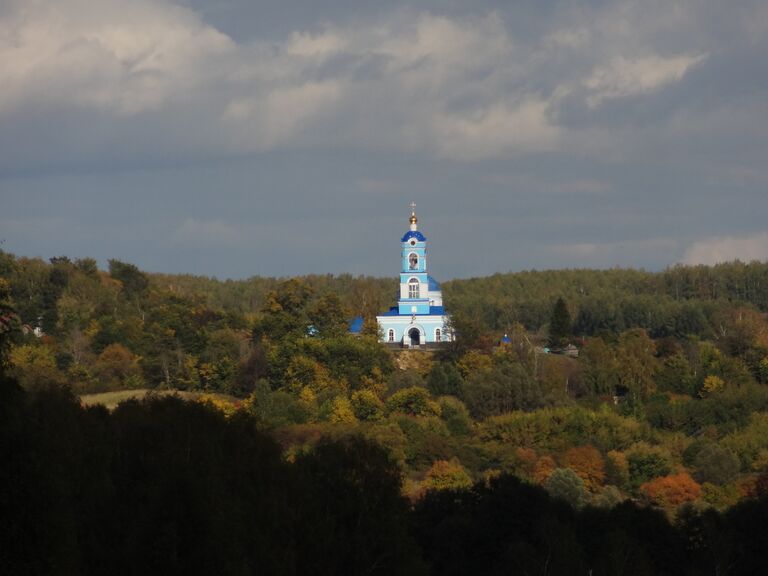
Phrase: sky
[{"left": 1, "top": 0, "right": 767, "bottom": 280}]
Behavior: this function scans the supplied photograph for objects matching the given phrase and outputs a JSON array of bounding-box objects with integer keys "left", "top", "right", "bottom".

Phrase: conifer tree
[{"left": 549, "top": 297, "right": 571, "bottom": 348}]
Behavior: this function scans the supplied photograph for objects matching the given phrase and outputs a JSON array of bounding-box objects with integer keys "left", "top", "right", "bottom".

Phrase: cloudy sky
[{"left": 1, "top": 0, "right": 766, "bottom": 280}]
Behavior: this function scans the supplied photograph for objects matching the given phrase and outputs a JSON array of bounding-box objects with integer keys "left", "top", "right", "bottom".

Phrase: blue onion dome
[{"left": 401, "top": 230, "right": 427, "bottom": 242}]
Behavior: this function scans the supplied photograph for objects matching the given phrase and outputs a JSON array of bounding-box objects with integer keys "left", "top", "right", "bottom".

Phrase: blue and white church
[{"left": 375, "top": 206, "right": 452, "bottom": 347}]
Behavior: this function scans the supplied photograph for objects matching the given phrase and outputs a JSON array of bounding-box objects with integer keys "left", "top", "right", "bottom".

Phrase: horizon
[{"left": 4, "top": 244, "right": 765, "bottom": 284}]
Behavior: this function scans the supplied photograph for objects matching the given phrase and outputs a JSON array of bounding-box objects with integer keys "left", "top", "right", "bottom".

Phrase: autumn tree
[
  {"left": 561, "top": 445, "right": 606, "bottom": 492},
  {"left": 616, "top": 329, "right": 658, "bottom": 399},
  {"left": 9, "top": 344, "right": 65, "bottom": 390},
  {"left": 640, "top": 472, "right": 702, "bottom": 507},
  {"left": 92, "top": 343, "right": 142, "bottom": 391},
  {"left": 423, "top": 459, "right": 473, "bottom": 491}
]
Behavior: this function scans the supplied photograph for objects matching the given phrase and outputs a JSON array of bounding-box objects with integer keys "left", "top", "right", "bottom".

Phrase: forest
[{"left": 3, "top": 250, "right": 768, "bottom": 573}]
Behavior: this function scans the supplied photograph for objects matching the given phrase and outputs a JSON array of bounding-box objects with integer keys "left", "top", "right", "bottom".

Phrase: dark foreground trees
[
  {"left": 0, "top": 378, "right": 424, "bottom": 576},
  {"left": 3, "top": 376, "right": 768, "bottom": 576}
]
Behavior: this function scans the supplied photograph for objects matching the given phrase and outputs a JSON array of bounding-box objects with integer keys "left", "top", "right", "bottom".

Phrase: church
[{"left": 352, "top": 206, "right": 452, "bottom": 348}]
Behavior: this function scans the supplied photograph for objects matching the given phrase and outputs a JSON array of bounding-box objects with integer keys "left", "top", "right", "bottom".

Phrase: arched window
[
  {"left": 408, "top": 252, "right": 418, "bottom": 270},
  {"left": 408, "top": 278, "right": 420, "bottom": 298},
  {"left": 435, "top": 328, "right": 441, "bottom": 342},
  {"left": 388, "top": 329, "right": 395, "bottom": 342}
]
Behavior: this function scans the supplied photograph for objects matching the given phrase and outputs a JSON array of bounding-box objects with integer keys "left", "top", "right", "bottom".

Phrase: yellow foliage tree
[
  {"left": 329, "top": 396, "right": 357, "bottom": 424},
  {"left": 423, "top": 459, "right": 473, "bottom": 492},
  {"left": 700, "top": 375, "right": 725, "bottom": 397}
]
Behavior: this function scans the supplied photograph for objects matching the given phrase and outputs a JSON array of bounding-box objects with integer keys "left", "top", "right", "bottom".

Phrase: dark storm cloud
[{"left": 1, "top": 0, "right": 767, "bottom": 278}]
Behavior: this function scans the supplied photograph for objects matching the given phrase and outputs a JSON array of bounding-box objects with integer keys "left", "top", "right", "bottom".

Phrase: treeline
[
  {"left": 2, "top": 380, "right": 768, "bottom": 575},
  {"left": 443, "top": 262, "right": 768, "bottom": 338},
  {"left": 0, "top": 251, "right": 396, "bottom": 394}
]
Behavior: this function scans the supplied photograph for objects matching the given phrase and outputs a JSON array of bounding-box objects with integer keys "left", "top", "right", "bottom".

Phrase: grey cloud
[{"left": 1, "top": 0, "right": 767, "bottom": 278}]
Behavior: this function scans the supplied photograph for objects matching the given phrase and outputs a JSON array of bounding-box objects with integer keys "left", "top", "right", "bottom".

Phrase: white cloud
[
  {"left": 683, "top": 232, "right": 768, "bottom": 265},
  {"left": 434, "top": 99, "right": 559, "bottom": 160},
  {"left": 223, "top": 80, "right": 342, "bottom": 150},
  {"left": 286, "top": 30, "right": 347, "bottom": 59},
  {"left": 584, "top": 53, "right": 707, "bottom": 107},
  {"left": 0, "top": 0, "right": 234, "bottom": 115}
]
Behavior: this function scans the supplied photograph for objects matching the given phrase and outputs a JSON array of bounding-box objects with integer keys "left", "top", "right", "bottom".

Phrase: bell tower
[
  {"left": 368, "top": 204, "right": 451, "bottom": 347},
  {"left": 398, "top": 204, "right": 430, "bottom": 315}
]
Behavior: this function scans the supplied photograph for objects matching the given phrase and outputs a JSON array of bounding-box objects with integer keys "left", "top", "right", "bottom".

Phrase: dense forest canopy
[{"left": 3, "top": 249, "right": 768, "bottom": 573}]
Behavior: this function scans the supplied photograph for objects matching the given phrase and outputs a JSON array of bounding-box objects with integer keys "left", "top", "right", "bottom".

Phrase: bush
[{"left": 386, "top": 387, "right": 440, "bottom": 417}]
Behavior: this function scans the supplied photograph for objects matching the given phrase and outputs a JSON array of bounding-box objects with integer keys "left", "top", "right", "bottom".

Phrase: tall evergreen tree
[{"left": 549, "top": 297, "right": 572, "bottom": 348}]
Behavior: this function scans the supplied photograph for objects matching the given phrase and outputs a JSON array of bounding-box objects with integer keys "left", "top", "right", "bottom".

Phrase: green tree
[
  {"left": 462, "top": 358, "right": 541, "bottom": 419},
  {"left": 437, "top": 396, "right": 472, "bottom": 435},
  {"left": 351, "top": 389, "right": 384, "bottom": 421},
  {"left": 625, "top": 443, "right": 672, "bottom": 490},
  {"left": 108, "top": 259, "right": 149, "bottom": 300},
  {"left": 656, "top": 353, "right": 695, "bottom": 395},
  {"left": 0, "top": 278, "right": 21, "bottom": 372},
  {"left": 548, "top": 297, "right": 572, "bottom": 348},
  {"left": 307, "top": 292, "right": 349, "bottom": 338},
  {"left": 386, "top": 386, "right": 440, "bottom": 417},
  {"left": 544, "top": 467, "right": 587, "bottom": 508},
  {"left": 427, "top": 362, "right": 464, "bottom": 397},
  {"left": 580, "top": 337, "right": 617, "bottom": 396},
  {"left": 693, "top": 444, "right": 741, "bottom": 485},
  {"left": 254, "top": 278, "right": 314, "bottom": 341}
]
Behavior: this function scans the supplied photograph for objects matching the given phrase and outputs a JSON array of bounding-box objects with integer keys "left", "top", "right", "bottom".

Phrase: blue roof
[
  {"left": 379, "top": 306, "right": 446, "bottom": 317},
  {"left": 401, "top": 230, "right": 426, "bottom": 242},
  {"left": 427, "top": 275, "right": 440, "bottom": 291},
  {"left": 379, "top": 306, "right": 400, "bottom": 316},
  {"left": 349, "top": 316, "right": 363, "bottom": 333}
]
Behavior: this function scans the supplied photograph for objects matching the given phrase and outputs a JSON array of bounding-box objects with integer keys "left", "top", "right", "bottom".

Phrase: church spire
[{"left": 409, "top": 202, "right": 418, "bottom": 231}]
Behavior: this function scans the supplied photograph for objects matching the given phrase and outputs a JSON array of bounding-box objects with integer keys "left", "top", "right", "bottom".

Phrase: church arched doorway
[{"left": 408, "top": 328, "right": 421, "bottom": 347}]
